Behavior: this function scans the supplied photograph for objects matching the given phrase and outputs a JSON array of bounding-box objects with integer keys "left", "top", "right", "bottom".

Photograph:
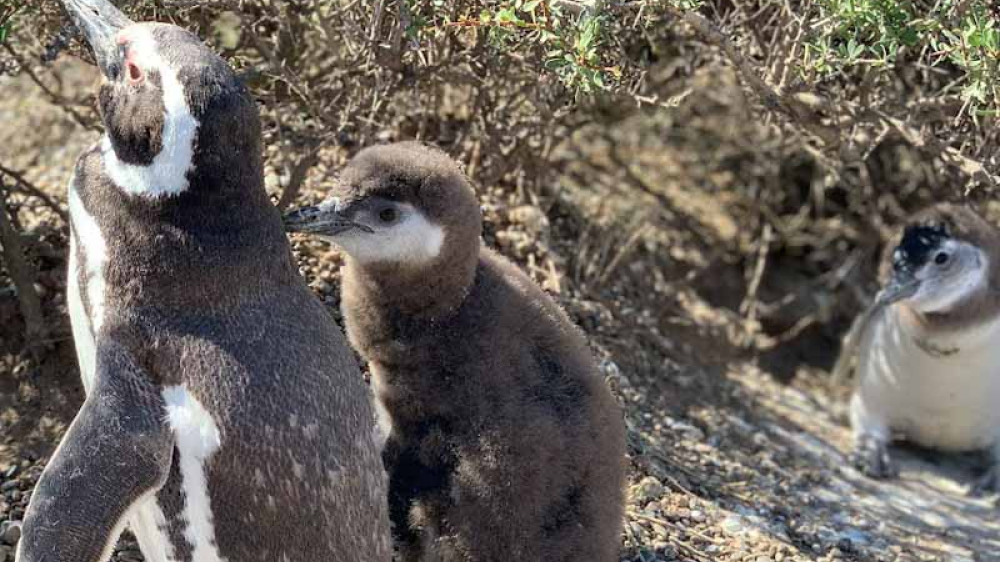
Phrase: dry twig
[
  {"left": 0, "top": 177, "right": 46, "bottom": 340},
  {"left": 0, "top": 164, "right": 68, "bottom": 223},
  {"left": 660, "top": 4, "right": 998, "bottom": 189}
]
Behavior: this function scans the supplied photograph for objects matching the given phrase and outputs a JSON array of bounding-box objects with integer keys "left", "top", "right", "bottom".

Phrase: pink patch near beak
[
  {"left": 115, "top": 30, "right": 144, "bottom": 85},
  {"left": 115, "top": 28, "right": 135, "bottom": 45}
]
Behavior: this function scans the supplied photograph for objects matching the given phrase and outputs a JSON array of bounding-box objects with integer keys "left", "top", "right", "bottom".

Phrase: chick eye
[
  {"left": 378, "top": 207, "right": 398, "bottom": 223},
  {"left": 934, "top": 251, "right": 950, "bottom": 265}
]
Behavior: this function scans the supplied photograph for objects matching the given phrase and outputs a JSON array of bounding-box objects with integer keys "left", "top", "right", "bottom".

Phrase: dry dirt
[{"left": 1, "top": 57, "right": 998, "bottom": 562}]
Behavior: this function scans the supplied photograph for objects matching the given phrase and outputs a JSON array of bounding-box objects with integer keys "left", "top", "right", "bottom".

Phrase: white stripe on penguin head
[{"left": 102, "top": 26, "right": 199, "bottom": 198}]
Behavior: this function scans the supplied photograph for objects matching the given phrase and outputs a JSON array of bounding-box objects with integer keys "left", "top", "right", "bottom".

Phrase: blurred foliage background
[
  {"left": 2, "top": 4, "right": 1000, "bottom": 559},
  {"left": 1, "top": 0, "right": 999, "bottom": 361}
]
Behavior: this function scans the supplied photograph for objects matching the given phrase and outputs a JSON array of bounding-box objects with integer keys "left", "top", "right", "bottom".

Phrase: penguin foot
[
  {"left": 969, "top": 465, "right": 1000, "bottom": 497},
  {"left": 850, "top": 436, "right": 898, "bottom": 479}
]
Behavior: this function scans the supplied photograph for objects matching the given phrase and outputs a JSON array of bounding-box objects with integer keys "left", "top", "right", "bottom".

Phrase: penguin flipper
[{"left": 18, "top": 339, "right": 174, "bottom": 562}]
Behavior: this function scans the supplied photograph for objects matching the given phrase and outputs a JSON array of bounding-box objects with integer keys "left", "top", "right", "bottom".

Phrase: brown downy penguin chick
[
  {"left": 284, "top": 141, "right": 627, "bottom": 561},
  {"left": 849, "top": 203, "right": 1000, "bottom": 495},
  {"left": 18, "top": 1, "right": 391, "bottom": 561}
]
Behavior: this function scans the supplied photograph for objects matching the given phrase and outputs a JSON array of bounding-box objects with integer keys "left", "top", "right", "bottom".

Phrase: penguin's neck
[
  {"left": 343, "top": 251, "right": 478, "bottom": 322},
  {"left": 75, "top": 166, "right": 294, "bottom": 311},
  {"left": 897, "top": 282, "right": 1000, "bottom": 344}
]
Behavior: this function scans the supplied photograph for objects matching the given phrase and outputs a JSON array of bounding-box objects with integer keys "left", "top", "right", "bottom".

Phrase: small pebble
[
  {"left": 631, "top": 476, "right": 665, "bottom": 504},
  {"left": 0, "top": 521, "right": 21, "bottom": 546}
]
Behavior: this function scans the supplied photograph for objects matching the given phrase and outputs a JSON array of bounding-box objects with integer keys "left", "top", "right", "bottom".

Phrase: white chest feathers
[
  {"left": 67, "top": 184, "right": 108, "bottom": 395},
  {"left": 162, "top": 386, "right": 228, "bottom": 562},
  {"left": 128, "top": 498, "right": 177, "bottom": 562},
  {"left": 856, "top": 307, "right": 1000, "bottom": 451},
  {"left": 122, "top": 388, "right": 227, "bottom": 562}
]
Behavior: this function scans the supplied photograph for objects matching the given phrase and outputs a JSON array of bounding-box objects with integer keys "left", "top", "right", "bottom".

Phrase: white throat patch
[
  {"left": 326, "top": 203, "right": 445, "bottom": 265},
  {"left": 102, "top": 27, "right": 198, "bottom": 197},
  {"left": 162, "top": 386, "right": 228, "bottom": 562},
  {"left": 912, "top": 244, "right": 988, "bottom": 314}
]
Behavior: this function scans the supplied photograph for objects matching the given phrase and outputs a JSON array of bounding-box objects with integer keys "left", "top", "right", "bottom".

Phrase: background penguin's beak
[
  {"left": 876, "top": 269, "right": 920, "bottom": 307},
  {"left": 61, "top": 0, "right": 133, "bottom": 80},
  {"left": 283, "top": 203, "right": 371, "bottom": 236}
]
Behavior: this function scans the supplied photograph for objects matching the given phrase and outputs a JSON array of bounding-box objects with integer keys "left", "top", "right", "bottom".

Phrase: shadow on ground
[{"left": 1, "top": 57, "right": 997, "bottom": 562}]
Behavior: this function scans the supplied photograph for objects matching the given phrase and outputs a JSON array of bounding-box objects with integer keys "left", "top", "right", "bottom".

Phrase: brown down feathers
[{"left": 331, "top": 142, "right": 628, "bottom": 562}]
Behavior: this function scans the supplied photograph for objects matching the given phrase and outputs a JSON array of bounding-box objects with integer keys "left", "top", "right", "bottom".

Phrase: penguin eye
[
  {"left": 378, "top": 207, "right": 398, "bottom": 224},
  {"left": 934, "top": 251, "right": 950, "bottom": 265}
]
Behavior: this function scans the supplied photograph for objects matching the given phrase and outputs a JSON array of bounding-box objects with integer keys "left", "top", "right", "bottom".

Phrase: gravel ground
[{"left": 2, "top": 59, "right": 998, "bottom": 562}]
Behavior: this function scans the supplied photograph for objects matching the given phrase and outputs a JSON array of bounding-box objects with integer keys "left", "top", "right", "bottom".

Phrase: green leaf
[
  {"left": 577, "top": 19, "right": 597, "bottom": 51},
  {"left": 497, "top": 7, "right": 517, "bottom": 23}
]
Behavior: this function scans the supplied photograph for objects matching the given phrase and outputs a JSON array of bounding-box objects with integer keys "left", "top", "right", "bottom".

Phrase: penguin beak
[
  {"left": 283, "top": 202, "right": 372, "bottom": 236},
  {"left": 877, "top": 269, "right": 920, "bottom": 307},
  {"left": 62, "top": 0, "right": 134, "bottom": 79}
]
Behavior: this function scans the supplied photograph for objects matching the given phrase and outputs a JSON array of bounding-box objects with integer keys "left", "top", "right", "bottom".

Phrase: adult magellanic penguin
[
  {"left": 17, "top": 1, "right": 392, "bottom": 561},
  {"left": 284, "top": 142, "right": 627, "bottom": 562}
]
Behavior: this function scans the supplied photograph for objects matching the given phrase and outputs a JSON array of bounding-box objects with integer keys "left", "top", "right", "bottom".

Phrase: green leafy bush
[
  {"left": 1, "top": 0, "right": 999, "bottom": 371},
  {"left": 807, "top": 0, "right": 999, "bottom": 119},
  {"left": 1, "top": 0, "right": 997, "bottom": 242}
]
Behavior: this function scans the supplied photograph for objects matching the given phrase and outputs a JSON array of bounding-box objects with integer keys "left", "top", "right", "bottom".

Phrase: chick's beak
[
  {"left": 283, "top": 201, "right": 370, "bottom": 236},
  {"left": 62, "top": 0, "right": 133, "bottom": 79},
  {"left": 876, "top": 268, "right": 920, "bottom": 307}
]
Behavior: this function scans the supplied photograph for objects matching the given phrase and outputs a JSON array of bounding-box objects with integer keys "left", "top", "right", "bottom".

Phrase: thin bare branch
[
  {"left": 0, "top": 177, "right": 46, "bottom": 340},
  {"left": 0, "top": 164, "right": 68, "bottom": 224},
  {"left": 661, "top": 4, "right": 998, "bottom": 189}
]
